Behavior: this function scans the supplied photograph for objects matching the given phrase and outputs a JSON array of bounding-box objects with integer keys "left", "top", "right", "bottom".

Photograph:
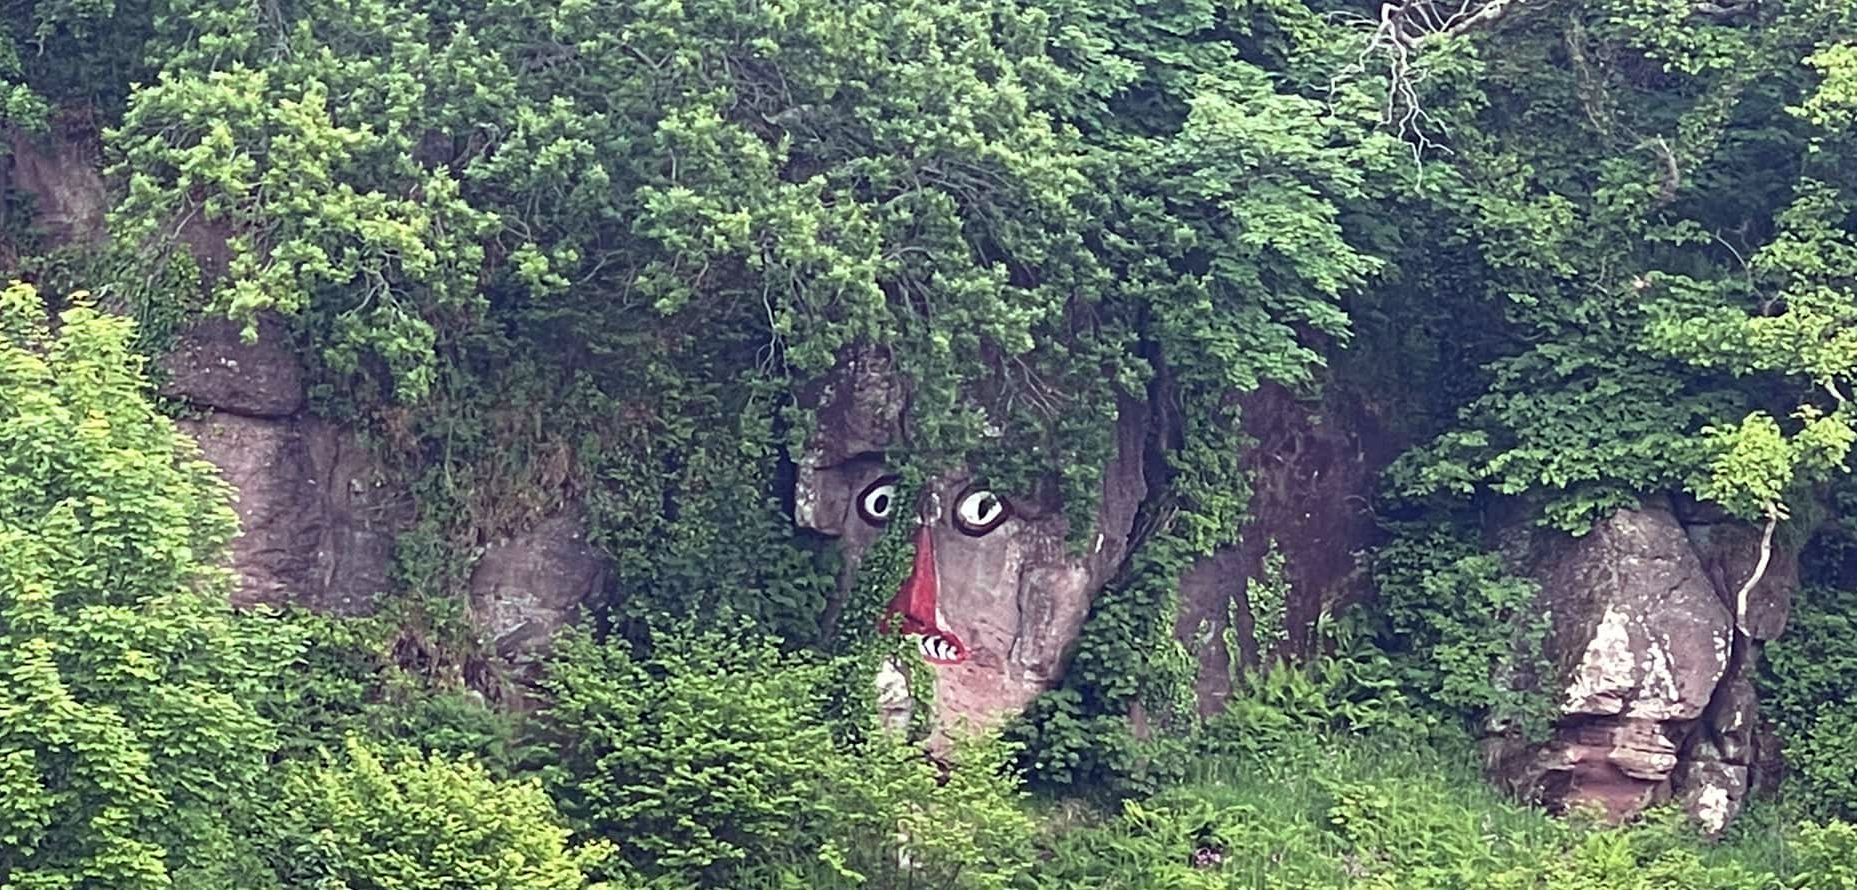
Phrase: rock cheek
[{"left": 920, "top": 402, "right": 1148, "bottom": 733}]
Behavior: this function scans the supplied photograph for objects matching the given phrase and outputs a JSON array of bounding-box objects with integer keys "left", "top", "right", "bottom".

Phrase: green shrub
[
  {"left": 1765, "top": 585, "right": 1857, "bottom": 818},
  {"left": 536, "top": 622, "right": 1037, "bottom": 888},
  {"left": 538, "top": 623, "right": 839, "bottom": 880},
  {"left": 258, "top": 737, "right": 608, "bottom": 889},
  {"left": 1030, "top": 732, "right": 1793, "bottom": 890},
  {"left": 747, "top": 731, "right": 1036, "bottom": 890},
  {"left": 0, "top": 283, "right": 285, "bottom": 888},
  {"left": 1791, "top": 819, "right": 1857, "bottom": 889},
  {"left": 1009, "top": 688, "right": 1191, "bottom": 799},
  {"left": 255, "top": 608, "right": 524, "bottom": 771},
  {"left": 1372, "top": 524, "right": 1553, "bottom": 738}
]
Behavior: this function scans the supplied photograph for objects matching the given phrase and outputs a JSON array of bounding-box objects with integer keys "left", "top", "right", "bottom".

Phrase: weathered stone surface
[
  {"left": 1495, "top": 498, "right": 1736, "bottom": 823},
  {"left": 1176, "top": 546, "right": 1252, "bottom": 716},
  {"left": 1681, "top": 514, "right": 1795, "bottom": 641},
  {"left": 928, "top": 401, "right": 1148, "bottom": 729},
  {"left": 159, "top": 314, "right": 307, "bottom": 417},
  {"left": 1674, "top": 759, "right": 1749, "bottom": 837},
  {"left": 178, "top": 413, "right": 407, "bottom": 613},
  {"left": 1174, "top": 383, "right": 1397, "bottom": 714},
  {"left": 1531, "top": 716, "right": 1678, "bottom": 819},
  {"left": 1706, "top": 663, "right": 1760, "bottom": 766},
  {"left": 1531, "top": 499, "right": 1730, "bottom": 723},
  {"left": 5, "top": 115, "right": 106, "bottom": 246},
  {"left": 469, "top": 510, "right": 608, "bottom": 660},
  {"left": 1488, "top": 493, "right": 1816, "bottom": 833}
]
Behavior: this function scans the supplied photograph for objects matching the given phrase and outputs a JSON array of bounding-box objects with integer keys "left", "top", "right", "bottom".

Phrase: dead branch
[
  {"left": 1339, "top": 0, "right": 1536, "bottom": 160},
  {"left": 1733, "top": 507, "right": 1779, "bottom": 636}
]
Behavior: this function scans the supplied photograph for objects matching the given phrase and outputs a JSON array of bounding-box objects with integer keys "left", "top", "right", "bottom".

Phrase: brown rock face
[
  {"left": 162, "top": 311, "right": 407, "bottom": 613},
  {"left": 159, "top": 314, "right": 307, "bottom": 417},
  {"left": 795, "top": 353, "right": 1148, "bottom": 732},
  {"left": 1174, "top": 383, "right": 1398, "bottom": 714},
  {"left": 469, "top": 510, "right": 609, "bottom": 660},
  {"left": 5, "top": 115, "right": 107, "bottom": 247},
  {"left": 1493, "top": 496, "right": 1794, "bottom": 833},
  {"left": 178, "top": 412, "right": 407, "bottom": 613},
  {"left": 165, "top": 315, "right": 609, "bottom": 657}
]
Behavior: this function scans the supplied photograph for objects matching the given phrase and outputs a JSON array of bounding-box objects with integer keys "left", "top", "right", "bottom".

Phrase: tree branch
[{"left": 1732, "top": 508, "right": 1778, "bottom": 636}]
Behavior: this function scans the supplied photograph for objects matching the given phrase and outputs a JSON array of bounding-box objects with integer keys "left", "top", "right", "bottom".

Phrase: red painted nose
[{"left": 885, "top": 526, "right": 968, "bottom": 664}]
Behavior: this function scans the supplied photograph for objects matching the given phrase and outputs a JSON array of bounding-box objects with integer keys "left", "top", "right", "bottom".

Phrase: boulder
[
  {"left": 1492, "top": 495, "right": 1804, "bottom": 833},
  {"left": 469, "top": 510, "right": 609, "bottom": 660},
  {"left": 1496, "top": 498, "right": 1733, "bottom": 820},
  {"left": 159, "top": 313, "right": 307, "bottom": 417}
]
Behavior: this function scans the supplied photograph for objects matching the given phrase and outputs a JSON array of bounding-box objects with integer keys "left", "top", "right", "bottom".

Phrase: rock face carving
[
  {"left": 1488, "top": 496, "right": 1794, "bottom": 832},
  {"left": 795, "top": 353, "right": 1149, "bottom": 731}
]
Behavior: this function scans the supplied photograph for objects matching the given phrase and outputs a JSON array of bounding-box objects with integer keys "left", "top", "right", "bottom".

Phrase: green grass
[{"left": 1027, "top": 731, "right": 1802, "bottom": 889}]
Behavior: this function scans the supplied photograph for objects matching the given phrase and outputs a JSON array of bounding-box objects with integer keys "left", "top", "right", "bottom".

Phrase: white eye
[
  {"left": 856, "top": 476, "right": 900, "bottom": 525},
  {"left": 952, "top": 487, "right": 1010, "bottom": 536}
]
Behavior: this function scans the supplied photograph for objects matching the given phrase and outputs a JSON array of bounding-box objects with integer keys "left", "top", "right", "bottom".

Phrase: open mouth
[{"left": 918, "top": 633, "right": 965, "bottom": 664}]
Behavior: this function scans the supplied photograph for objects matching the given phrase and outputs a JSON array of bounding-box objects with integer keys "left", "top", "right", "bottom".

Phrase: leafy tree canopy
[{"left": 0, "top": 281, "right": 281, "bottom": 888}]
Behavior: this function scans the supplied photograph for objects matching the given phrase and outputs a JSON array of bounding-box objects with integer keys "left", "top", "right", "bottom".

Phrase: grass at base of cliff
[
  {"left": 739, "top": 727, "right": 1813, "bottom": 889},
  {"left": 1029, "top": 729, "right": 1804, "bottom": 889}
]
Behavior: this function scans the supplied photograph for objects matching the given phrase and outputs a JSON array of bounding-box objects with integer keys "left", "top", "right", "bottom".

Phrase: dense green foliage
[
  {"left": 1372, "top": 523, "right": 1553, "bottom": 738},
  {"left": 536, "top": 623, "right": 1035, "bottom": 887},
  {"left": 257, "top": 739, "right": 606, "bottom": 890},
  {"left": 0, "top": 282, "right": 279, "bottom": 888},
  {"left": 1030, "top": 734, "right": 1790, "bottom": 890}
]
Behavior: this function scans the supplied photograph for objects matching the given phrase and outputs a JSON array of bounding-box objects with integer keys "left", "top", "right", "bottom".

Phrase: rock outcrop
[
  {"left": 1488, "top": 496, "right": 1795, "bottom": 832},
  {"left": 1174, "top": 382, "right": 1400, "bottom": 714},
  {"left": 164, "top": 315, "right": 409, "bottom": 613},
  {"left": 5, "top": 114, "right": 107, "bottom": 249},
  {"left": 163, "top": 314, "right": 611, "bottom": 657},
  {"left": 469, "top": 509, "right": 609, "bottom": 661}
]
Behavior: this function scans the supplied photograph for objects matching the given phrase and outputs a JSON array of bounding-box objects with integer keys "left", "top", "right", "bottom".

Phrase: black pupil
[
  {"left": 870, "top": 492, "right": 890, "bottom": 516},
  {"left": 975, "top": 495, "right": 996, "bottom": 516}
]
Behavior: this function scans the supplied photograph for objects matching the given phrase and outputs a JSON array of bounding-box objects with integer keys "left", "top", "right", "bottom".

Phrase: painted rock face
[
  {"left": 858, "top": 474, "right": 1015, "bottom": 666},
  {"left": 794, "top": 359, "right": 1149, "bottom": 730}
]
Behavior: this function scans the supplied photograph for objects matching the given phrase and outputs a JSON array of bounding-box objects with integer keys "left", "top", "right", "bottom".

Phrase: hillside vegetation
[{"left": 8, "top": 0, "right": 1857, "bottom": 886}]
